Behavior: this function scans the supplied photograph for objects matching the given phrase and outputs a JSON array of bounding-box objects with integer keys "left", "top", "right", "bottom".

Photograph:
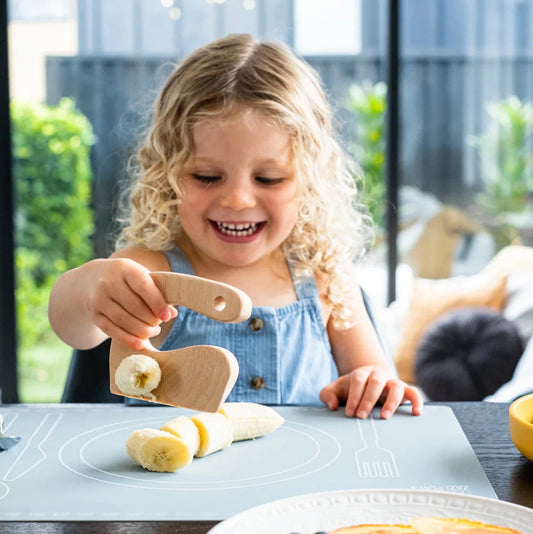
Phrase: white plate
[{"left": 207, "top": 489, "right": 533, "bottom": 534}]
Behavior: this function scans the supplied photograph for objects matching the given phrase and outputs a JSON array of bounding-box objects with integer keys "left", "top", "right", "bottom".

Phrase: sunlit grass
[{"left": 18, "top": 338, "right": 72, "bottom": 403}]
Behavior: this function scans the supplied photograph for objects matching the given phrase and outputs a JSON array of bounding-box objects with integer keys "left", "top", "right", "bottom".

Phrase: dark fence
[{"left": 46, "top": 54, "right": 533, "bottom": 257}]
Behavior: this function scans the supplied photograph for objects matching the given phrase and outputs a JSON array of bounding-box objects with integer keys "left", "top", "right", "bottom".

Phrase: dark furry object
[{"left": 415, "top": 307, "right": 524, "bottom": 401}]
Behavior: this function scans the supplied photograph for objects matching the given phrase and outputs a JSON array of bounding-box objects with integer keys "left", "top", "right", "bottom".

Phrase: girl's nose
[{"left": 219, "top": 185, "right": 256, "bottom": 210}]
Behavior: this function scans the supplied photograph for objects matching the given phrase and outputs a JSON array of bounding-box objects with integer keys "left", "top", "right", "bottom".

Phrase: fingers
[
  {"left": 323, "top": 368, "right": 425, "bottom": 419},
  {"left": 379, "top": 380, "right": 408, "bottom": 419},
  {"left": 94, "top": 300, "right": 163, "bottom": 350},
  {"left": 88, "top": 259, "right": 176, "bottom": 346},
  {"left": 345, "top": 369, "right": 387, "bottom": 418},
  {"left": 123, "top": 269, "right": 175, "bottom": 323},
  {"left": 95, "top": 313, "right": 159, "bottom": 350},
  {"left": 319, "top": 382, "right": 343, "bottom": 411},
  {"left": 378, "top": 383, "right": 424, "bottom": 418},
  {"left": 403, "top": 386, "right": 425, "bottom": 416}
]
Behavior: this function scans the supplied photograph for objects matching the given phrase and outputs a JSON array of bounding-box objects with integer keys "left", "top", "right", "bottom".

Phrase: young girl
[{"left": 49, "top": 34, "right": 423, "bottom": 419}]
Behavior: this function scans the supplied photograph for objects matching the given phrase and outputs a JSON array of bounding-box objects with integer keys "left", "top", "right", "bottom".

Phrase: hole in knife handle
[{"left": 213, "top": 296, "right": 226, "bottom": 311}]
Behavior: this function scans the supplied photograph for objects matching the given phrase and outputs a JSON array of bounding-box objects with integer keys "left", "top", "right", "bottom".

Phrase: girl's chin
[{"left": 210, "top": 242, "right": 268, "bottom": 267}]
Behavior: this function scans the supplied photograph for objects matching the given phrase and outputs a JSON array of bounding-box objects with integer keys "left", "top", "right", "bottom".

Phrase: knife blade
[{"left": 0, "top": 436, "right": 21, "bottom": 451}]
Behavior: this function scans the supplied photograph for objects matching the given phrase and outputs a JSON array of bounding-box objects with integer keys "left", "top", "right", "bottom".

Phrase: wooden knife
[{"left": 109, "top": 272, "right": 252, "bottom": 412}]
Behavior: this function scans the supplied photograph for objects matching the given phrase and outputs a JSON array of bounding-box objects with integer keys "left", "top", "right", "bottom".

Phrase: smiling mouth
[{"left": 213, "top": 221, "right": 263, "bottom": 236}]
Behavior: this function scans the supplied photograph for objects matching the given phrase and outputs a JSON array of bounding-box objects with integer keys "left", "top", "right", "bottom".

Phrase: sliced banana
[
  {"left": 126, "top": 403, "right": 283, "bottom": 472},
  {"left": 160, "top": 415, "right": 200, "bottom": 456},
  {"left": 218, "top": 402, "right": 284, "bottom": 441},
  {"left": 115, "top": 354, "right": 161, "bottom": 400},
  {"left": 190, "top": 412, "right": 233, "bottom": 457},
  {"left": 126, "top": 428, "right": 194, "bottom": 472}
]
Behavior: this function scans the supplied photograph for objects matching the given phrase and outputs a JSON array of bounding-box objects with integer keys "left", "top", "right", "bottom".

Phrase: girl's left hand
[{"left": 319, "top": 366, "right": 424, "bottom": 419}]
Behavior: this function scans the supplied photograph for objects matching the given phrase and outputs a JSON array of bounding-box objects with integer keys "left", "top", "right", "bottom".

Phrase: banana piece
[
  {"left": 126, "top": 428, "right": 194, "bottom": 472},
  {"left": 190, "top": 412, "right": 233, "bottom": 457},
  {"left": 160, "top": 415, "right": 200, "bottom": 456},
  {"left": 115, "top": 354, "right": 161, "bottom": 400},
  {"left": 218, "top": 402, "right": 284, "bottom": 441}
]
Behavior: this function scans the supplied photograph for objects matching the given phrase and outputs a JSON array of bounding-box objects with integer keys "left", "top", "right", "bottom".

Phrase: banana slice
[
  {"left": 160, "top": 415, "right": 200, "bottom": 456},
  {"left": 115, "top": 354, "right": 161, "bottom": 400},
  {"left": 190, "top": 412, "right": 233, "bottom": 457},
  {"left": 126, "top": 428, "right": 194, "bottom": 472},
  {"left": 218, "top": 402, "right": 284, "bottom": 441}
]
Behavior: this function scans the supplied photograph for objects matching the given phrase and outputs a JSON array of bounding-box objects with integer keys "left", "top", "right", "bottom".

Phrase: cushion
[
  {"left": 481, "top": 245, "right": 533, "bottom": 280},
  {"left": 414, "top": 308, "right": 524, "bottom": 401},
  {"left": 405, "top": 206, "right": 480, "bottom": 279},
  {"left": 394, "top": 273, "right": 507, "bottom": 384},
  {"left": 503, "top": 271, "right": 533, "bottom": 344}
]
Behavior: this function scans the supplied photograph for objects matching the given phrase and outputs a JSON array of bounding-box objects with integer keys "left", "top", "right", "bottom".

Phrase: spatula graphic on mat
[{"left": 109, "top": 272, "right": 252, "bottom": 412}]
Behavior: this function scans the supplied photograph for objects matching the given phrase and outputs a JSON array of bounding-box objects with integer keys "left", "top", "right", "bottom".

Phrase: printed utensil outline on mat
[
  {"left": 109, "top": 272, "right": 253, "bottom": 412},
  {"left": 0, "top": 412, "right": 62, "bottom": 501},
  {"left": 355, "top": 415, "right": 400, "bottom": 478},
  {"left": 4, "top": 413, "right": 62, "bottom": 481}
]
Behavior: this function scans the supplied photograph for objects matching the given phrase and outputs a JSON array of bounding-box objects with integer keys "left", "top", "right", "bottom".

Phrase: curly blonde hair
[{"left": 117, "top": 33, "right": 371, "bottom": 328}]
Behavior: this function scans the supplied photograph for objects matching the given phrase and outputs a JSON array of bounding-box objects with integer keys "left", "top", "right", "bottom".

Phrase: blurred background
[{"left": 4, "top": 0, "right": 533, "bottom": 403}]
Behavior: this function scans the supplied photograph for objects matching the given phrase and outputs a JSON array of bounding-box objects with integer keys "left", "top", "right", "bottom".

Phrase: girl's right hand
[{"left": 84, "top": 258, "right": 177, "bottom": 350}]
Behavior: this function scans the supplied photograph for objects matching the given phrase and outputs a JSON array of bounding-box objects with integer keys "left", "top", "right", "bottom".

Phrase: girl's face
[{"left": 177, "top": 110, "right": 300, "bottom": 269}]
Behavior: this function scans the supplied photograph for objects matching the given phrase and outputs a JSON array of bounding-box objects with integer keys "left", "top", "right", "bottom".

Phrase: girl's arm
[
  {"left": 48, "top": 248, "right": 175, "bottom": 351},
  {"left": 320, "top": 283, "right": 424, "bottom": 419}
]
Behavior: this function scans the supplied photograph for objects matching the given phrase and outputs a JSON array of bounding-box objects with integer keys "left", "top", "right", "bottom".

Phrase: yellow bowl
[{"left": 509, "top": 393, "right": 533, "bottom": 461}]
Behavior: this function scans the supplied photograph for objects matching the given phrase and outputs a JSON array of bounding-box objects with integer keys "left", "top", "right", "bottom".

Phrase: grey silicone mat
[{"left": 0, "top": 404, "right": 496, "bottom": 521}]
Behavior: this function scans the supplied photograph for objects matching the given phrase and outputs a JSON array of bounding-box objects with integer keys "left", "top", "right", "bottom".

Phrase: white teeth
[{"left": 216, "top": 222, "right": 259, "bottom": 236}]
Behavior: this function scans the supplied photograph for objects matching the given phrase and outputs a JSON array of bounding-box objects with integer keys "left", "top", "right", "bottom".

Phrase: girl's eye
[
  {"left": 192, "top": 174, "right": 220, "bottom": 184},
  {"left": 255, "top": 176, "right": 285, "bottom": 185}
]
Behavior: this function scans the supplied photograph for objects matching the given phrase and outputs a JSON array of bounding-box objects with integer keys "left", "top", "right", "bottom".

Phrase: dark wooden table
[{"left": 0, "top": 401, "right": 531, "bottom": 533}]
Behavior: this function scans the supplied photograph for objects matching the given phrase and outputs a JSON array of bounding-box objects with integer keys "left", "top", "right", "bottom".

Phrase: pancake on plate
[
  {"left": 330, "top": 517, "right": 523, "bottom": 533},
  {"left": 411, "top": 517, "right": 523, "bottom": 533},
  {"left": 331, "top": 525, "right": 417, "bottom": 533}
]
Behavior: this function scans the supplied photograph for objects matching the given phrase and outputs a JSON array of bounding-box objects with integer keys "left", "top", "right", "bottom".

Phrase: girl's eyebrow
[
  {"left": 253, "top": 157, "right": 291, "bottom": 166},
  {"left": 189, "top": 156, "right": 291, "bottom": 167},
  {"left": 187, "top": 156, "right": 217, "bottom": 164}
]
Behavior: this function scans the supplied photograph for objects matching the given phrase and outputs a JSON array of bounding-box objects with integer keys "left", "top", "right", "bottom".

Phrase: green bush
[
  {"left": 473, "top": 96, "right": 533, "bottom": 213},
  {"left": 346, "top": 81, "right": 387, "bottom": 230},
  {"left": 470, "top": 96, "right": 533, "bottom": 248},
  {"left": 12, "top": 98, "right": 95, "bottom": 348}
]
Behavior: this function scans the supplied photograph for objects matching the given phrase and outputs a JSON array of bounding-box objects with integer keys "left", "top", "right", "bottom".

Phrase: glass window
[
  {"left": 397, "top": 0, "right": 533, "bottom": 283},
  {"left": 7, "top": 0, "right": 532, "bottom": 402}
]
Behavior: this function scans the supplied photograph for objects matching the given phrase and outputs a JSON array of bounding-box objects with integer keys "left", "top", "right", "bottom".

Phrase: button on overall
[
  {"left": 248, "top": 317, "right": 263, "bottom": 331},
  {"left": 250, "top": 376, "right": 265, "bottom": 390}
]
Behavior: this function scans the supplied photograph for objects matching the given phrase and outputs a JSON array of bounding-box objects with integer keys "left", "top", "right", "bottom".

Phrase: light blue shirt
[{"left": 156, "top": 246, "right": 339, "bottom": 406}]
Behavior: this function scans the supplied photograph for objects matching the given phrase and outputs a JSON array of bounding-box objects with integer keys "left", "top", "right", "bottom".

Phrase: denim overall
[{"left": 128, "top": 246, "right": 338, "bottom": 406}]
